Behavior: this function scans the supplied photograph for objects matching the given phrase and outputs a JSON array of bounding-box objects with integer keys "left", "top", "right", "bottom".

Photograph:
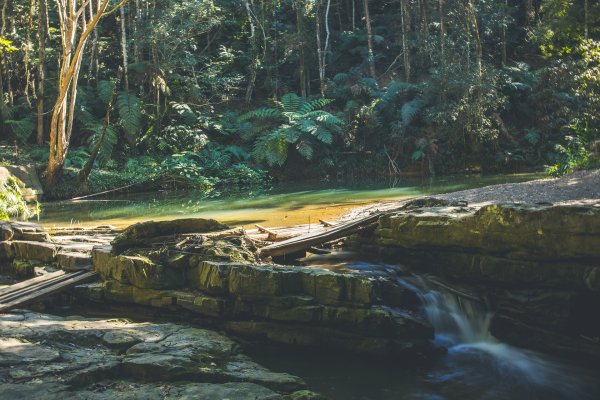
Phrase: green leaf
[
  {"left": 97, "top": 80, "right": 116, "bottom": 105},
  {"left": 117, "top": 91, "right": 142, "bottom": 136}
]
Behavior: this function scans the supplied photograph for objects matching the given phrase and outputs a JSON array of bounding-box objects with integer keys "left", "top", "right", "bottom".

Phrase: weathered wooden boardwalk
[{"left": 0, "top": 270, "right": 98, "bottom": 313}]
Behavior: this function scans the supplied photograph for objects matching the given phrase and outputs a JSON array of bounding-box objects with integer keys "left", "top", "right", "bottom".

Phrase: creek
[
  {"left": 35, "top": 173, "right": 539, "bottom": 228},
  {"left": 24, "top": 172, "right": 600, "bottom": 399},
  {"left": 245, "top": 254, "right": 600, "bottom": 400}
]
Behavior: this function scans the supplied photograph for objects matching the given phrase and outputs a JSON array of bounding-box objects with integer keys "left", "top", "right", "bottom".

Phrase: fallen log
[{"left": 258, "top": 213, "right": 382, "bottom": 257}]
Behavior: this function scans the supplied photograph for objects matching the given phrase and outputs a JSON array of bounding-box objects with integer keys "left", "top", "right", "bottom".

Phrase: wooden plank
[
  {"left": 258, "top": 213, "right": 382, "bottom": 257},
  {"left": 0, "top": 270, "right": 66, "bottom": 297},
  {"left": 0, "top": 271, "right": 87, "bottom": 303},
  {"left": 0, "top": 271, "right": 98, "bottom": 313}
]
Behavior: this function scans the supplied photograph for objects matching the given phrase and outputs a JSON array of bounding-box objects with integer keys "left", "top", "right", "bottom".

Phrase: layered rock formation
[
  {"left": 77, "top": 219, "right": 434, "bottom": 358},
  {"left": 355, "top": 199, "right": 600, "bottom": 361}
]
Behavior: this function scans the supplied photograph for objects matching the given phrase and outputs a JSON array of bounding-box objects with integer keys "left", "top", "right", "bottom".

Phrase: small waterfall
[
  {"left": 420, "top": 288, "right": 493, "bottom": 347},
  {"left": 402, "top": 275, "right": 595, "bottom": 398}
]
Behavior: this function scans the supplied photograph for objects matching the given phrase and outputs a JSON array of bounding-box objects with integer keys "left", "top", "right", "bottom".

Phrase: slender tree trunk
[
  {"left": 119, "top": 4, "right": 128, "bottom": 90},
  {"left": 584, "top": 0, "right": 589, "bottom": 40},
  {"left": 400, "top": 0, "right": 410, "bottom": 82},
  {"left": 463, "top": 0, "right": 482, "bottom": 78},
  {"left": 78, "top": 68, "right": 121, "bottom": 185},
  {"left": 324, "top": 0, "right": 331, "bottom": 68},
  {"left": 502, "top": 0, "right": 507, "bottom": 65},
  {"left": 0, "top": 0, "right": 9, "bottom": 113},
  {"left": 296, "top": 5, "right": 306, "bottom": 98},
  {"left": 315, "top": 0, "right": 325, "bottom": 96},
  {"left": 439, "top": 0, "right": 445, "bottom": 59},
  {"left": 36, "top": 0, "right": 47, "bottom": 145},
  {"left": 351, "top": 0, "right": 355, "bottom": 31},
  {"left": 363, "top": 0, "right": 376, "bottom": 79},
  {"left": 244, "top": 0, "right": 258, "bottom": 104},
  {"left": 23, "top": 0, "right": 36, "bottom": 107}
]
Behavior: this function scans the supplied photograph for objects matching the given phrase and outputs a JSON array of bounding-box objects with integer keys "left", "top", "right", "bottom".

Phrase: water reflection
[{"left": 37, "top": 173, "right": 540, "bottom": 228}]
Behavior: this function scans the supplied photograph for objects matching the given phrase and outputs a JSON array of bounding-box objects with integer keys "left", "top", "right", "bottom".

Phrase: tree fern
[
  {"left": 117, "top": 91, "right": 142, "bottom": 136},
  {"left": 243, "top": 92, "right": 344, "bottom": 166},
  {"left": 240, "top": 107, "right": 281, "bottom": 122}
]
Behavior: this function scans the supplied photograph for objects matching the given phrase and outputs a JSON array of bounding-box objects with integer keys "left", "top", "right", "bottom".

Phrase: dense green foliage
[
  {"left": 0, "top": 176, "right": 35, "bottom": 220},
  {"left": 0, "top": 0, "right": 598, "bottom": 196}
]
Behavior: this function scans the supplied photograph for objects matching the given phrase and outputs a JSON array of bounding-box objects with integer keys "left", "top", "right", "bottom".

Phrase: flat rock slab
[{"left": 0, "top": 311, "right": 316, "bottom": 399}]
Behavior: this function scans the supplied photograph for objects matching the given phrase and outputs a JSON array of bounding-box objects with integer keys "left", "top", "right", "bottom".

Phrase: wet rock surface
[{"left": 0, "top": 310, "right": 321, "bottom": 399}]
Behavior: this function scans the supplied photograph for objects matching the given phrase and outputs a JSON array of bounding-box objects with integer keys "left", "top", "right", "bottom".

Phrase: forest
[{"left": 0, "top": 0, "right": 598, "bottom": 199}]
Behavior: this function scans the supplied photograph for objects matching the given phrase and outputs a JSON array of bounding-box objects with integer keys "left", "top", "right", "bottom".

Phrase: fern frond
[
  {"left": 239, "top": 107, "right": 282, "bottom": 122},
  {"left": 281, "top": 93, "right": 302, "bottom": 113},
  {"left": 97, "top": 80, "right": 116, "bottom": 104},
  {"left": 401, "top": 99, "right": 424, "bottom": 126},
  {"left": 299, "top": 98, "right": 334, "bottom": 113},
  {"left": 296, "top": 140, "right": 314, "bottom": 159},
  {"left": 117, "top": 91, "right": 142, "bottom": 136}
]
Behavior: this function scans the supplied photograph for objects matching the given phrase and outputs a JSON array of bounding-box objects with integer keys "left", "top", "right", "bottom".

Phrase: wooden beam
[
  {"left": 258, "top": 213, "right": 382, "bottom": 257},
  {"left": 0, "top": 271, "right": 89, "bottom": 303},
  {"left": 0, "top": 271, "right": 98, "bottom": 313},
  {"left": 0, "top": 270, "right": 65, "bottom": 297}
]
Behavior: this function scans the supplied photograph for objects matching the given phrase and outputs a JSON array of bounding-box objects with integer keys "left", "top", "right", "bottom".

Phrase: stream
[
  {"left": 35, "top": 173, "right": 539, "bottom": 229},
  {"left": 246, "top": 254, "right": 600, "bottom": 400},
  {"left": 30, "top": 173, "right": 600, "bottom": 398}
]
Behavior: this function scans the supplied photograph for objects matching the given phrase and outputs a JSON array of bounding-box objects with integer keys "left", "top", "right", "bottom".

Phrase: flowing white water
[{"left": 407, "top": 276, "right": 596, "bottom": 398}]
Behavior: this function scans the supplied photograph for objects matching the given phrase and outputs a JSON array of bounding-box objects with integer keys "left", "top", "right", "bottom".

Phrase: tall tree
[
  {"left": 400, "top": 0, "right": 410, "bottom": 81},
  {"left": 363, "top": 0, "right": 376, "bottom": 79},
  {"left": 36, "top": 0, "right": 47, "bottom": 144},
  {"left": 44, "top": 0, "right": 127, "bottom": 188}
]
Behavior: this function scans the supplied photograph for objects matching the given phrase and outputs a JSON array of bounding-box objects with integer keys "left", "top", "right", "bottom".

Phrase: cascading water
[
  {"left": 404, "top": 275, "right": 598, "bottom": 399},
  {"left": 283, "top": 253, "right": 599, "bottom": 399}
]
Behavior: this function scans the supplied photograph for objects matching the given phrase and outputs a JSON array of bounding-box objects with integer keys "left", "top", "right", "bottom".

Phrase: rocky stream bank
[{"left": 1, "top": 171, "right": 600, "bottom": 398}]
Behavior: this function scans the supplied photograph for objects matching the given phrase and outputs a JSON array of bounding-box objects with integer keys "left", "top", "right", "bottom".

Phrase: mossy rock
[{"left": 111, "top": 218, "right": 229, "bottom": 253}]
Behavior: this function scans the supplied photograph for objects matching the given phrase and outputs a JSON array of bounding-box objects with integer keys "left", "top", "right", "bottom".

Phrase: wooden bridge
[{"left": 0, "top": 270, "right": 98, "bottom": 313}]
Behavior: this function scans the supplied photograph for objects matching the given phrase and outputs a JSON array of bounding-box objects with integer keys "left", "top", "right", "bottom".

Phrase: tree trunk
[
  {"left": 296, "top": 5, "right": 306, "bottom": 98},
  {"left": 502, "top": 0, "right": 507, "bottom": 65},
  {"left": 363, "top": 0, "right": 376, "bottom": 79},
  {"left": 401, "top": 0, "right": 410, "bottom": 82},
  {"left": 244, "top": 0, "right": 258, "bottom": 104},
  {"left": 44, "top": 0, "right": 120, "bottom": 189},
  {"left": 463, "top": 0, "right": 482, "bottom": 78},
  {"left": 119, "top": 4, "right": 129, "bottom": 91},
  {"left": 584, "top": 0, "right": 589, "bottom": 40},
  {"left": 315, "top": 0, "right": 325, "bottom": 96},
  {"left": 439, "top": 0, "right": 445, "bottom": 59},
  {"left": 36, "top": 0, "right": 47, "bottom": 145}
]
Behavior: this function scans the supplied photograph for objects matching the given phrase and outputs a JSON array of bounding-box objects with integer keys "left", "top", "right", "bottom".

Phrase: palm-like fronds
[{"left": 242, "top": 92, "right": 344, "bottom": 166}]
